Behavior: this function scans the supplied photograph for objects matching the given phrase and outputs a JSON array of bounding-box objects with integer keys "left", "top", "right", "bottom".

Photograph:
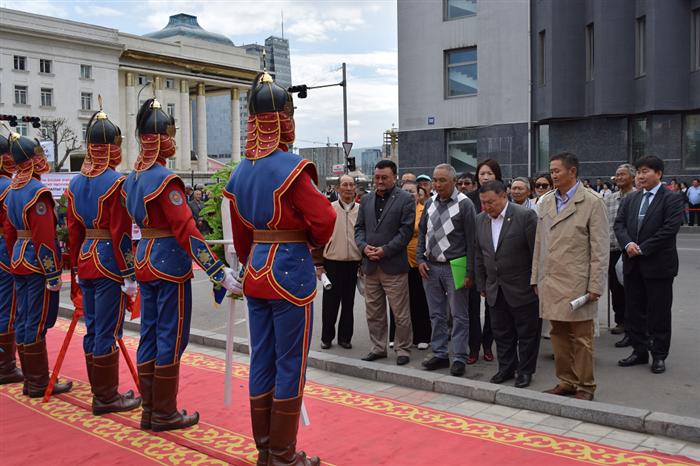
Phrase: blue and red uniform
[
  {"left": 224, "top": 71, "right": 335, "bottom": 466},
  {"left": 0, "top": 141, "right": 23, "bottom": 385},
  {"left": 124, "top": 98, "right": 225, "bottom": 432},
  {"left": 2, "top": 133, "right": 71, "bottom": 398}
]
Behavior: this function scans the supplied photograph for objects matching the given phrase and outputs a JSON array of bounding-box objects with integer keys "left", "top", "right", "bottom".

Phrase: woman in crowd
[{"left": 533, "top": 173, "right": 553, "bottom": 203}]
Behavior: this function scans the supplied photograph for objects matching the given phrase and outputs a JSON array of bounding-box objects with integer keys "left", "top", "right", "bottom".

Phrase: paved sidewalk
[{"left": 119, "top": 325, "right": 700, "bottom": 462}]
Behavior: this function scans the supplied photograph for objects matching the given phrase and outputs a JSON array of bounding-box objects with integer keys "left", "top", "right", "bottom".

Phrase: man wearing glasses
[{"left": 457, "top": 173, "right": 477, "bottom": 194}]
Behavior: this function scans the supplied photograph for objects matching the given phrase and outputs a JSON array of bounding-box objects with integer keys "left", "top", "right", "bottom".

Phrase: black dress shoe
[
  {"left": 651, "top": 359, "right": 666, "bottom": 374},
  {"left": 361, "top": 352, "right": 387, "bottom": 362},
  {"left": 396, "top": 356, "right": 410, "bottom": 366},
  {"left": 321, "top": 342, "right": 332, "bottom": 349},
  {"left": 618, "top": 352, "right": 648, "bottom": 367},
  {"left": 514, "top": 373, "right": 532, "bottom": 388},
  {"left": 489, "top": 371, "right": 515, "bottom": 384},
  {"left": 450, "top": 361, "right": 466, "bottom": 377},
  {"left": 614, "top": 335, "right": 631, "bottom": 348},
  {"left": 338, "top": 341, "right": 352, "bottom": 349},
  {"left": 421, "top": 356, "right": 450, "bottom": 371}
]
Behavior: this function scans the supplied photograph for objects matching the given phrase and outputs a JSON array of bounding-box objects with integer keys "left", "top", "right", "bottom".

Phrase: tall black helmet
[
  {"left": 248, "top": 72, "right": 293, "bottom": 116},
  {"left": 0, "top": 134, "right": 8, "bottom": 155},
  {"left": 9, "top": 133, "right": 42, "bottom": 164},
  {"left": 136, "top": 98, "right": 175, "bottom": 137}
]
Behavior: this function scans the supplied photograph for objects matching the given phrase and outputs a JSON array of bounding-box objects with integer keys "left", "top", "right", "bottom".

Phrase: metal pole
[
  {"left": 342, "top": 63, "right": 348, "bottom": 143},
  {"left": 136, "top": 81, "right": 151, "bottom": 109}
]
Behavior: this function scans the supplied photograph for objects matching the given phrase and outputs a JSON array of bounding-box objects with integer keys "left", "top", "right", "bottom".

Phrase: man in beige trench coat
[{"left": 531, "top": 152, "right": 609, "bottom": 401}]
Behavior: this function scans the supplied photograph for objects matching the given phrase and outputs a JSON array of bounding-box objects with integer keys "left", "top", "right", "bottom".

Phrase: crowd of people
[{"left": 318, "top": 153, "right": 685, "bottom": 401}]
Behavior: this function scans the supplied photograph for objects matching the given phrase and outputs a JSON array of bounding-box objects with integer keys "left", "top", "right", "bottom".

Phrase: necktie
[{"left": 637, "top": 192, "right": 652, "bottom": 232}]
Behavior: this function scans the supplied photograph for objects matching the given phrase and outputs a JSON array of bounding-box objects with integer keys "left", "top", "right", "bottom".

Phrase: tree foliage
[
  {"left": 199, "top": 161, "right": 238, "bottom": 262},
  {"left": 41, "top": 118, "right": 81, "bottom": 172}
]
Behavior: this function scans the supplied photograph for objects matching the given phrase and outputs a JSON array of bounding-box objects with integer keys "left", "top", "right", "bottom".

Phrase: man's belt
[
  {"left": 253, "top": 229, "right": 307, "bottom": 244},
  {"left": 140, "top": 228, "right": 173, "bottom": 239},
  {"left": 85, "top": 229, "right": 111, "bottom": 239},
  {"left": 16, "top": 230, "right": 31, "bottom": 239}
]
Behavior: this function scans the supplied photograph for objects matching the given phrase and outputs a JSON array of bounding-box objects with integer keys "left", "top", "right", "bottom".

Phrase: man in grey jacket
[
  {"left": 417, "top": 164, "right": 476, "bottom": 377},
  {"left": 355, "top": 160, "right": 415, "bottom": 365},
  {"left": 475, "top": 181, "right": 540, "bottom": 388}
]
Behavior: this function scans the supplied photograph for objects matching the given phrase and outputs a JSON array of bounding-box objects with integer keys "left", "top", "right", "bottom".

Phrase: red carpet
[{"left": 1, "top": 318, "right": 698, "bottom": 466}]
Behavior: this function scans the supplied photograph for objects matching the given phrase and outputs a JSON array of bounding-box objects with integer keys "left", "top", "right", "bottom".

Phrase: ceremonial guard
[
  {"left": 224, "top": 72, "right": 335, "bottom": 466},
  {"left": 0, "top": 134, "right": 23, "bottom": 385},
  {"left": 2, "top": 133, "right": 72, "bottom": 397},
  {"left": 123, "top": 98, "right": 238, "bottom": 432},
  {"left": 66, "top": 104, "right": 141, "bottom": 414}
]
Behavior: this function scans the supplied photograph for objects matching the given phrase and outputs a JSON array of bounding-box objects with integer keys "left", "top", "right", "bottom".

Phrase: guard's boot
[
  {"left": 150, "top": 362, "right": 199, "bottom": 432},
  {"left": 138, "top": 360, "right": 155, "bottom": 429},
  {"left": 23, "top": 339, "right": 72, "bottom": 398},
  {"left": 0, "top": 332, "right": 24, "bottom": 384},
  {"left": 85, "top": 353, "right": 94, "bottom": 393},
  {"left": 91, "top": 350, "right": 142, "bottom": 415},
  {"left": 269, "top": 396, "right": 320, "bottom": 466},
  {"left": 18, "top": 344, "right": 28, "bottom": 395},
  {"left": 251, "top": 391, "right": 274, "bottom": 466}
]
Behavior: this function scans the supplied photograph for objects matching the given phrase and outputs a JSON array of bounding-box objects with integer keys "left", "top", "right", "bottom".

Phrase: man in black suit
[
  {"left": 614, "top": 156, "right": 684, "bottom": 374},
  {"left": 475, "top": 181, "right": 541, "bottom": 388},
  {"left": 355, "top": 160, "right": 415, "bottom": 365}
]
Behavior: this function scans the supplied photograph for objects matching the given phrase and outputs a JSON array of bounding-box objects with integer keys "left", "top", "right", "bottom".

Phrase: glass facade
[
  {"left": 536, "top": 124, "right": 550, "bottom": 171},
  {"left": 446, "top": 47, "right": 478, "bottom": 97},
  {"left": 683, "top": 114, "right": 700, "bottom": 170},
  {"left": 447, "top": 129, "right": 477, "bottom": 173},
  {"left": 629, "top": 118, "right": 648, "bottom": 162}
]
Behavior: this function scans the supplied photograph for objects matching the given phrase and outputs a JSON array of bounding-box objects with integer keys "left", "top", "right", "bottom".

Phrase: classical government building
[
  {"left": 0, "top": 9, "right": 261, "bottom": 178},
  {"left": 398, "top": 0, "right": 700, "bottom": 179}
]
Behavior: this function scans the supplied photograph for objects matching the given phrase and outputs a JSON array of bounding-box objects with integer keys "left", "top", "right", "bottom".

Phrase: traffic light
[
  {"left": 346, "top": 155, "right": 356, "bottom": 172},
  {"left": 0, "top": 114, "right": 18, "bottom": 127},
  {"left": 22, "top": 116, "right": 41, "bottom": 128},
  {"left": 288, "top": 85, "right": 308, "bottom": 99}
]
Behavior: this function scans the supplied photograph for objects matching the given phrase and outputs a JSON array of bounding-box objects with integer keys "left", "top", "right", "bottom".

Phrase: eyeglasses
[
  {"left": 535, "top": 183, "right": 550, "bottom": 189},
  {"left": 458, "top": 181, "right": 473, "bottom": 186}
]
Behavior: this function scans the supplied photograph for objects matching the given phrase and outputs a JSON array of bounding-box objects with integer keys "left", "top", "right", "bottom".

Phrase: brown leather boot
[
  {"left": 251, "top": 391, "right": 274, "bottom": 466},
  {"left": 18, "top": 344, "right": 27, "bottom": 395},
  {"left": 151, "top": 362, "right": 199, "bottom": 432},
  {"left": 138, "top": 360, "right": 155, "bottom": 429},
  {"left": 92, "top": 350, "right": 142, "bottom": 415},
  {"left": 269, "top": 397, "right": 320, "bottom": 466},
  {"left": 85, "top": 353, "right": 94, "bottom": 393},
  {"left": 0, "top": 332, "right": 24, "bottom": 384},
  {"left": 23, "top": 339, "right": 72, "bottom": 398}
]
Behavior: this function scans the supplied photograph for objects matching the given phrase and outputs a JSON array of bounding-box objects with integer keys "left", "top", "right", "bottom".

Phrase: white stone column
[
  {"left": 196, "top": 82, "right": 208, "bottom": 172},
  {"left": 154, "top": 76, "right": 164, "bottom": 103},
  {"left": 125, "top": 72, "right": 137, "bottom": 170},
  {"left": 230, "top": 87, "right": 241, "bottom": 163},
  {"left": 179, "top": 79, "right": 192, "bottom": 171}
]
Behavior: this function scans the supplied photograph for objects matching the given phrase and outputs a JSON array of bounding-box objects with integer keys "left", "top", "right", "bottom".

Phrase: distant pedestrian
[{"left": 687, "top": 179, "right": 700, "bottom": 226}]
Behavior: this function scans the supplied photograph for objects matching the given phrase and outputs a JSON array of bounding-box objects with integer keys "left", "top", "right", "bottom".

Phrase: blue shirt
[
  {"left": 554, "top": 181, "right": 580, "bottom": 214},
  {"left": 687, "top": 185, "right": 700, "bottom": 205},
  {"left": 637, "top": 182, "right": 662, "bottom": 216}
]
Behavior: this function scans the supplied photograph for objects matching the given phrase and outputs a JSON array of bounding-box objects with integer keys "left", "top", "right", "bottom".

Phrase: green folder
[{"left": 450, "top": 256, "right": 468, "bottom": 289}]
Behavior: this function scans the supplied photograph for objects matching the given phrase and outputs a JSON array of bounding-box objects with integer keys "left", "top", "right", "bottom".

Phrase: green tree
[{"left": 199, "top": 161, "right": 238, "bottom": 262}]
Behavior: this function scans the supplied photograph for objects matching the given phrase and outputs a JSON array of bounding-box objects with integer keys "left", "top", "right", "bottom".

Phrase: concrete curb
[{"left": 58, "top": 305, "right": 700, "bottom": 443}]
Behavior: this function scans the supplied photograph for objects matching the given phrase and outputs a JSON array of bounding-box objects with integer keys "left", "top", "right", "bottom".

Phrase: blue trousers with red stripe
[
  {"left": 136, "top": 279, "right": 192, "bottom": 366},
  {"left": 247, "top": 297, "right": 313, "bottom": 400},
  {"left": 13, "top": 273, "right": 59, "bottom": 344},
  {"left": 0, "top": 269, "right": 16, "bottom": 335},
  {"left": 80, "top": 278, "right": 126, "bottom": 357}
]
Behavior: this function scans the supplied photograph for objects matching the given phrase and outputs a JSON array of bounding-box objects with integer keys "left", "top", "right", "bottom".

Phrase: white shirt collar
[
  {"left": 491, "top": 203, "right": 509, "bottom": 220},
  {"left": 644, "top": 183, "right": 662, "bottom": 196}
]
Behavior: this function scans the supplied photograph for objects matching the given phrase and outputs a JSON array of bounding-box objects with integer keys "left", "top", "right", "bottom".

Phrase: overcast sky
[{"left": 12, "top": 0, "right": 398, "bottom": 150}]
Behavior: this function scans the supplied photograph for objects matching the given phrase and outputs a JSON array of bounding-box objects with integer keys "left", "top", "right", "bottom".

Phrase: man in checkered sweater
[{"left": 417, "top": 164, "right": 477, "bottom": 377}]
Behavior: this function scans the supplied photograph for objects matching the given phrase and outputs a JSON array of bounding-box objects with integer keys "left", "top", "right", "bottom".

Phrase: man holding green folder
[{"left": 417, "top": 164, "right": 477, "bottom": 377}]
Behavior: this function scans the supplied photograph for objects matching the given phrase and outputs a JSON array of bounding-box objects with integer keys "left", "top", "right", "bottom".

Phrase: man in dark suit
[
  {"left": 355, "top": 160, "right": 415, "bottom": 365},
  {"left": 614, "top": 156, "right": 684, "bottom": 374},
  {"left": 475, "top": 181, "right": 540, "bottom": 388}
]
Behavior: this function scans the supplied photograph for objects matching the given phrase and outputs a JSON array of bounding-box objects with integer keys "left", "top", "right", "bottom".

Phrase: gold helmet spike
[
  {"left": 10, "top": 132, "right": 21, "bottom": 142},
  {"left": 95, "top": 94, "right": 107, "bottom": 120},
  {"left": 151, "top": 99, "right": 162, "bottom": 109}
]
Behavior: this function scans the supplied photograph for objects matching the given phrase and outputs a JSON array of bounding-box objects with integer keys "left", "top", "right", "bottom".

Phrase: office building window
[
  {"left": 13, "top": 55, "right": 27, "bottom": 71},
  {"left": 536, "top": 124, "right": 550, "bottom": 171},
  {"left": 41, "top": 88, "right": 53, "bottom": 107},
  {"left": 447, "top": 129, "right": 477, "bottom": 173},
  {"left": 81, "top": 92, "right": 93, "bottom": 110},
  {"left": 683, "top": 113, "right": 700, "bottom": 169},
  {"left": 167, "top": 103, "right": 175, "bottom": 116},
  {"left": 635, "top": 16, "right": 646, "bottom": 77},
  {"left": 446, "top": 47, "right": 478, "bottom": 97},
  {"left": 165, "top": 79, "right": 175, "bottom": 89},
  {"left": 629, "top": 117, "right": 648, "bottom": 162},
  {"left": 138, "top": 74, "right": 148, "bottom": 85},
  {"left": 15, "top": 123, "right": 28, "bottom": 136},
  {"left": 14, "top": 85, "right": 28, "bottom": 105},
  {"left": 692, "top": 9, "right": 700, "bottom": 71},
  {"left": 40, "top": 59, "right": 52, "bottom": 74},
  {"left": 80, "top": 64, "right": 92, "bottom": 79},
  {"left": 585, "top": 23, "right": 594, "bottom": 81},
  {"left": 538, "top": 30, "right": 546, "bottom": 86},
  {"left": 82, "top": 124, "right": 88, "bottom": 142},
  {"left": 444, "top": 0, "right": 476, "bottom": 19}
]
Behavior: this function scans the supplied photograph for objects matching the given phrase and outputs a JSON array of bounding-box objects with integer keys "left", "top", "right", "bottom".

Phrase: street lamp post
[{"left": 136, "top": 81, "right": 152, "bottom": 109}]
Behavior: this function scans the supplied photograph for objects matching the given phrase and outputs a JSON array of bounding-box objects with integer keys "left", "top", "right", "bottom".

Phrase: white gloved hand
[
  {"left": 121, "top": 278, "right": 138, "bottom": 298},
  {"left": 75, "top": 274, "right": 80, "bottom": 285},
  {"left": 221, "top": 267, "right": 243, "bottom": 295},
  {"left": 46, "top": 281, "right": 62, "bottom": 292}
]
